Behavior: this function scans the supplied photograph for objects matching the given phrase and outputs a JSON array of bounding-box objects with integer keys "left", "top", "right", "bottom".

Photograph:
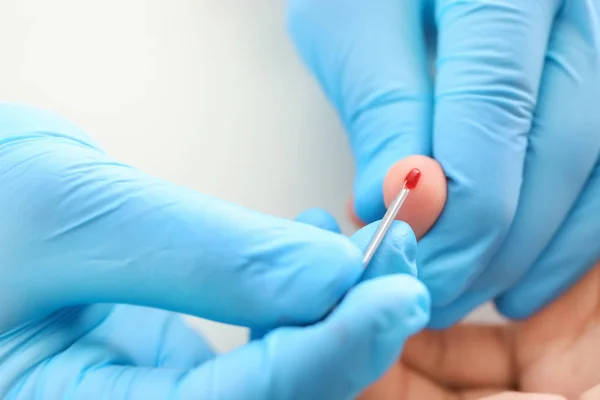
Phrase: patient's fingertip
[{"left": 383, "top": 155, "right": 447, "bottom": 239}]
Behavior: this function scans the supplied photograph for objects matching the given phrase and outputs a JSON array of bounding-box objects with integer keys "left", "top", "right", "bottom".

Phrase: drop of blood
[{"left": 404, "top": 168, "right": 422, "bottom": 190}]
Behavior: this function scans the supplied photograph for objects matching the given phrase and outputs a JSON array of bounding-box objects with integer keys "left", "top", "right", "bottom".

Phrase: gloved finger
[
  {"left": 496, "top": 162, "right": 600, "bottom": 319},
  {"left": 351, "top": 220, "right": 418, "bottom": 280},
  {"left": 288, "top": 0, "right": 433, "bottom": 223},
  {"left": 347, "top": 198, "right": 367, "bottom": 229},
  {"left": 251, "top": 208, "right": 344, "bottom": 340},
  {"left": 251, "top": 209, "right": 419, "bottom": 343},
  {"left": 419, "top": 0, "right": 562, "bottom": 316},
  {"left": 83, "top": 305, "right": 215, "bottom": 369},
  {"left": 16, "top": 275, "right": 429, "bottom": 399},
  {"left": 295, "top": 208, "right": 342, "bottom": 233},
  {"left": 430, "top": 0, "right": 600, "bottom": 324},
  {"left": 178, "top": 275, "right": 430, "bottom": 400},
  {"left": 295, "top": 208, "right": 418, "bottom": 279},
  {"left": 0, "top": 104, "right": 363, "bottom": 332}
]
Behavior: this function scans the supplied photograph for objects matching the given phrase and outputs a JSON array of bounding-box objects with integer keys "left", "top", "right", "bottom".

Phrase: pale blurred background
[{"left": 0, "top": 0, "right": 499, "bottom": 354}]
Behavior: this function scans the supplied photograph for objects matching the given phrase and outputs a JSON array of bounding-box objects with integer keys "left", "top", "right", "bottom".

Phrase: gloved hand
[
  {"left": 300, "top": 211, "right": 600, "bottom": 399},
  {"left": 0, "top": 103, "right": 430, "bottom": 399},
  {"left": 288, "top": 0, "right": 600, "bottom": 327}
]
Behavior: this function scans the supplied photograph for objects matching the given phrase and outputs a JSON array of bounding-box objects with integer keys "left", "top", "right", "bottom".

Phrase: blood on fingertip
[{"left": 404, "top": 168, "right": 422, "bottom": 190}]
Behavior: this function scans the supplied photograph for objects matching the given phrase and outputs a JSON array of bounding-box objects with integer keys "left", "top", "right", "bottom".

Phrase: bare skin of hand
[
  {"left": 358, "top": 262, "right": 600, "bottom": 400},
  {"left": 350, "top": 157, "right": 600, "bottom": 400}
]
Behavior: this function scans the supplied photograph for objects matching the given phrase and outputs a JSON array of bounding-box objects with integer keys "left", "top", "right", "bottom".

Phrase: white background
[{"left": 0, "top": 0, "right": 498, "bottom": 354}]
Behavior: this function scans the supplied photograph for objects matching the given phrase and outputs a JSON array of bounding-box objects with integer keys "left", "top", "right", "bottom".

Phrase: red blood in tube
[{"left": 404, "top": 169, "right": 422, "bottom": 190}]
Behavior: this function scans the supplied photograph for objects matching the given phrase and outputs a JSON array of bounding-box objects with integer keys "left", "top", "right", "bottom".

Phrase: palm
[{"left": 360, "top": 263, "right": 600, "bottom": 400}]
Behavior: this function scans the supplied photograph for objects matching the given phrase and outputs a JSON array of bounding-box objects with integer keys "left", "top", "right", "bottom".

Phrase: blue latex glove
[
  {"left": 0, "top": 103, "right": 430, "bottom": 399},
  {"left": 288, "top": 0, "right": 600, "bottom": 327}
]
